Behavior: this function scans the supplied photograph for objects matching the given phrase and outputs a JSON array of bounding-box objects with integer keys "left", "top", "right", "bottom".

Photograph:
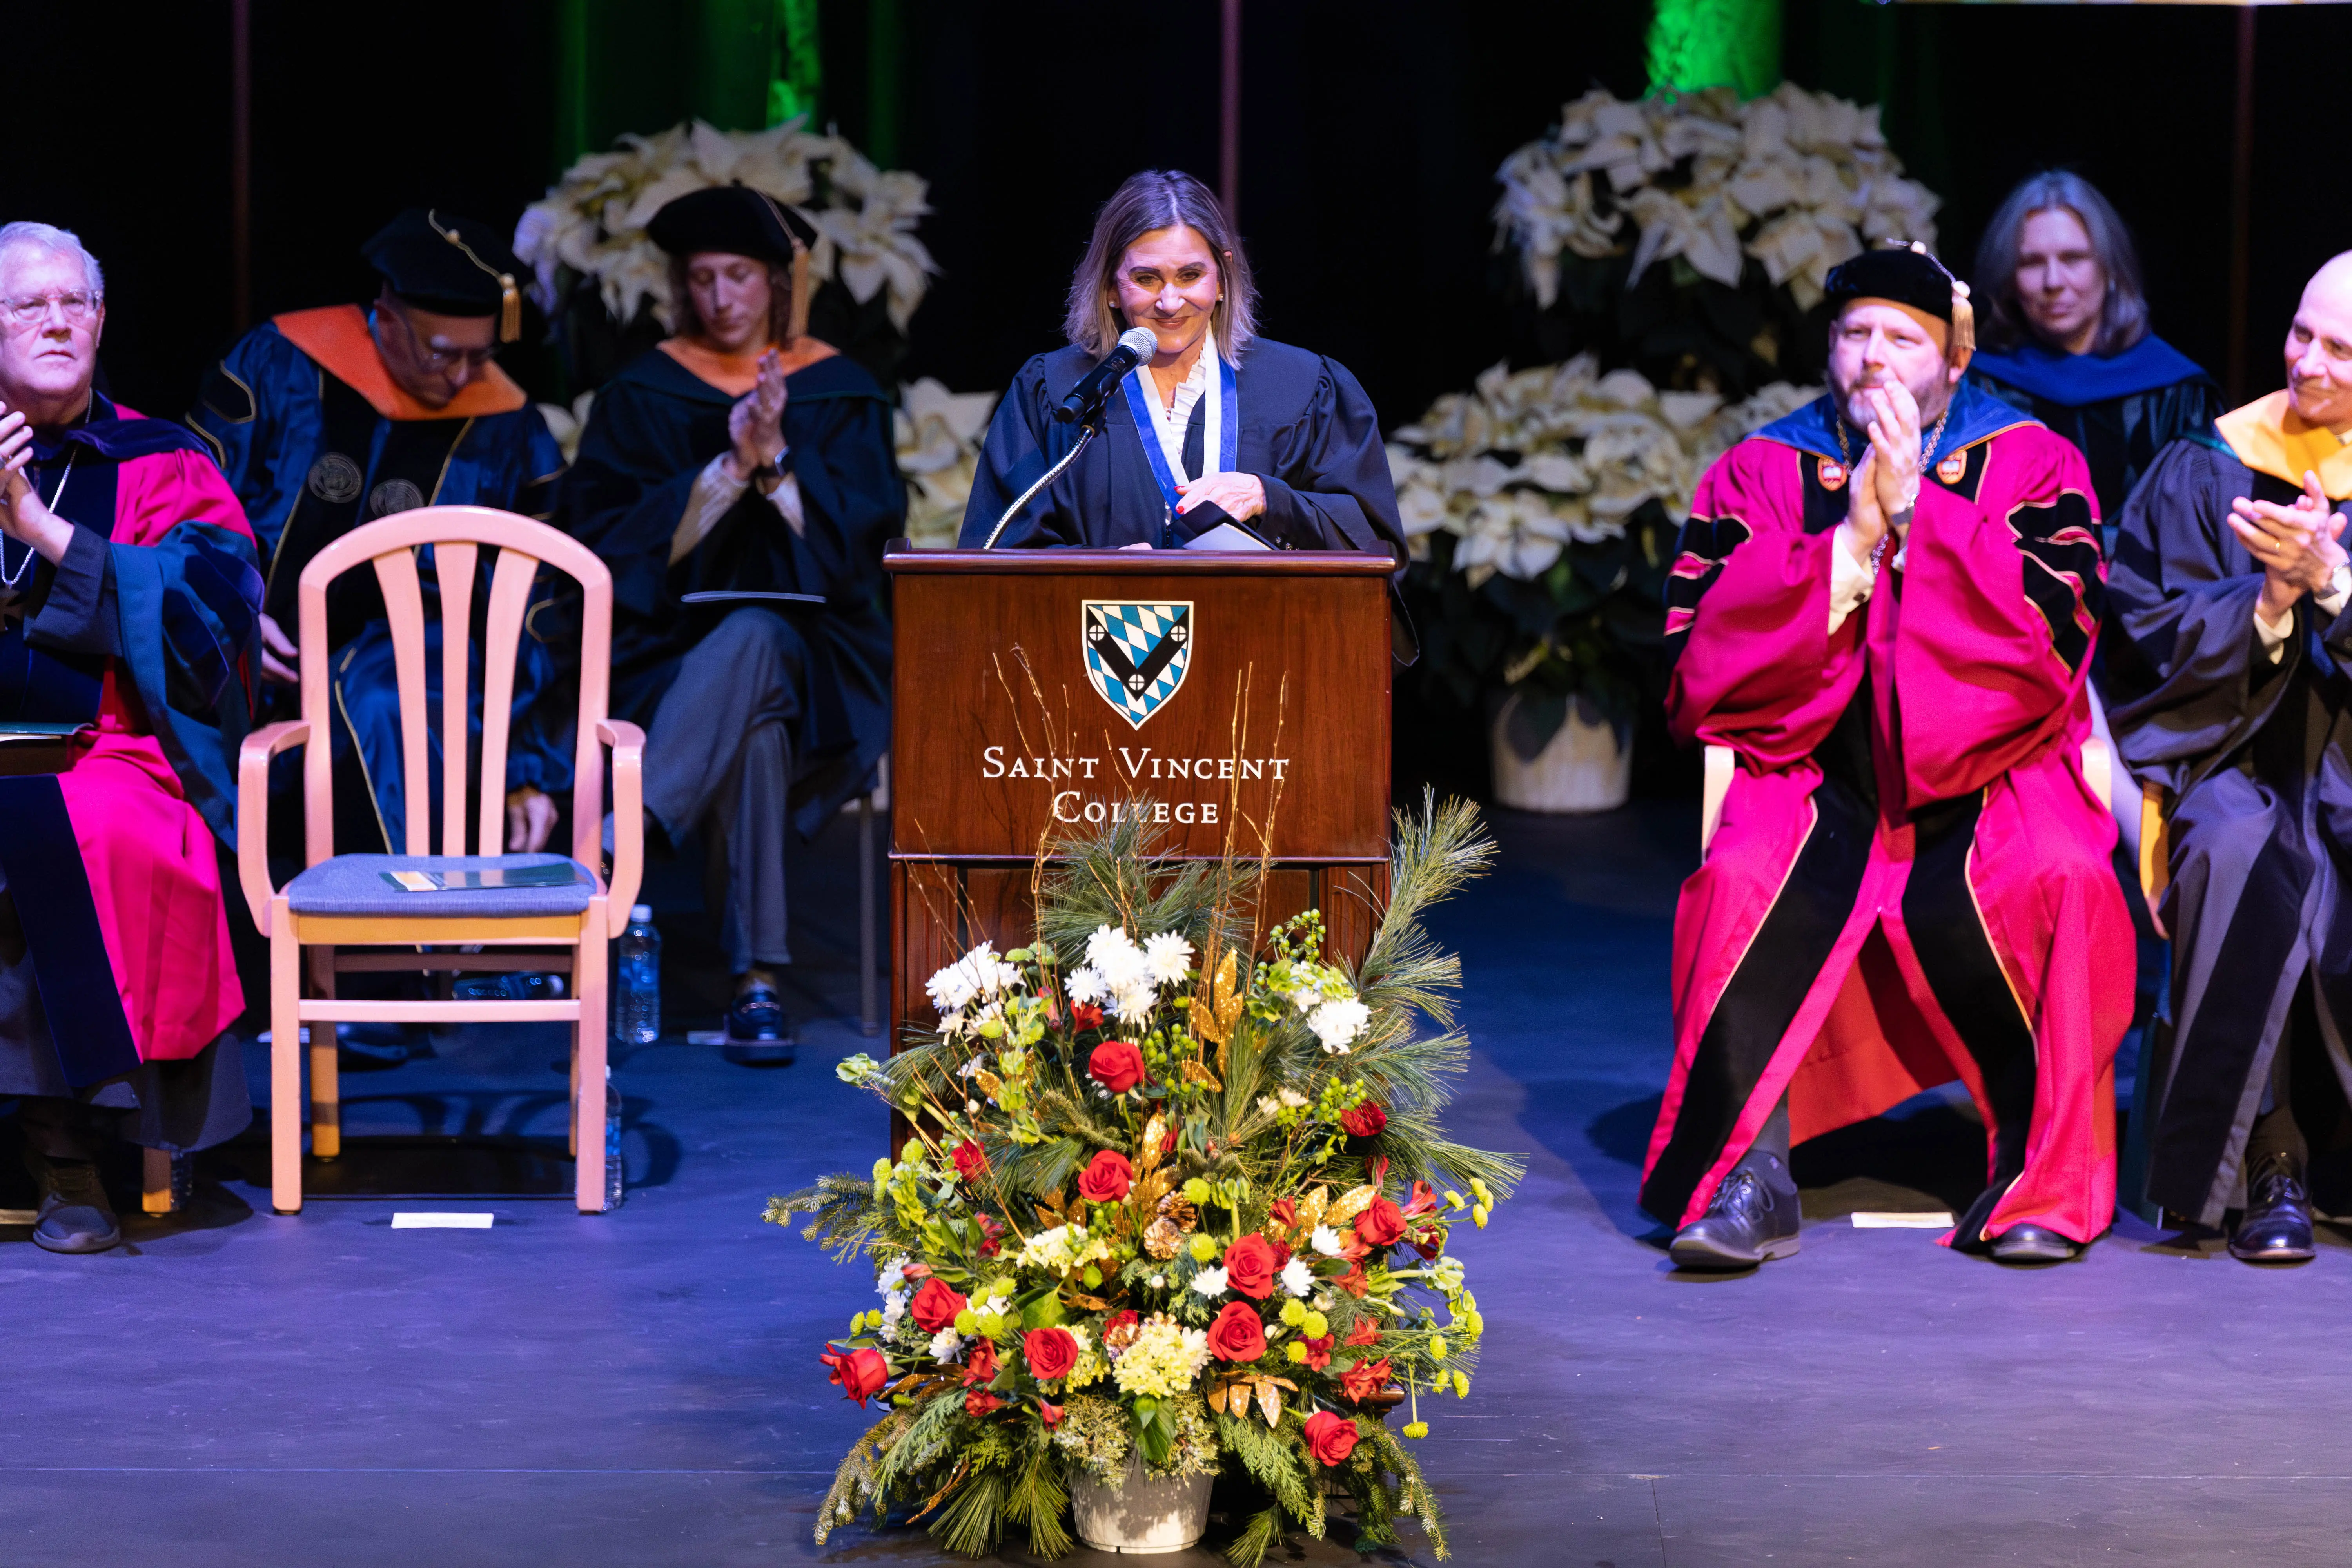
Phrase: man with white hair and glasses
[{"left": 0, "top": 220, "right": 263, "bottom": 1253}]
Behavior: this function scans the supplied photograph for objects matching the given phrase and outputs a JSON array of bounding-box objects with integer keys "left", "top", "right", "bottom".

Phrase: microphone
[{"left": 1054, "top": 326, "right": 1161, "bottom": 425}]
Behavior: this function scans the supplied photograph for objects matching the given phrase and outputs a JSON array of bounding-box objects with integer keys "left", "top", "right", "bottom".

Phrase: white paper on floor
[
  {"left": 391, "top": 1212, "right": 495, "bottom": 1229},
  {"left": 1850, "top": 1211, "right": 1955, "bottom": 1229}
]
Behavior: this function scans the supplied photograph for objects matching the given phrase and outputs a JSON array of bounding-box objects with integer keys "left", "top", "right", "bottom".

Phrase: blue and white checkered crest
[{"left": 1082, "top": 601, "right": 1194, "bottom": 729}]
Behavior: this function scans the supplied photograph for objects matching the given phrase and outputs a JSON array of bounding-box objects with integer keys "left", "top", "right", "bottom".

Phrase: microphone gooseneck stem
[{"left": 981, "top": 417, "right": 1101, "bottom": 550}]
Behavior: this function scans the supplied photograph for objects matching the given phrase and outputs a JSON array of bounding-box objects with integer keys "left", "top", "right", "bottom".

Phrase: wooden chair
[{"left": 235, "top": 506, "right": 645, "bottom": 1214}]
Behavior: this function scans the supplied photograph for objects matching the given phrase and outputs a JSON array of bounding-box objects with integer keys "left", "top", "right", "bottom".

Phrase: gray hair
[
  {"left": 0, "top": 221, "right": 104, "bottom": 297},
  {"left": 1971, "top": 171, "right": 2146, "bottom": 356},
  {"left": 1063, "top": 170, "right": 1257, "bottom": 359}
]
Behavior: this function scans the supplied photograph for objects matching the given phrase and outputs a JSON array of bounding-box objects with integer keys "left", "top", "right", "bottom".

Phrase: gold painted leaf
[
  {"left": 973, "top": 1069, "right": 1004, "bottom": 1101},
  {"left": 1296, "top": 1186, "right": 1330, "bottom": 1234},
  {"left": 1179, "top": 1058, "right": 1223, "bottom": 1091},
  {"left": 1256, "top": 1381, "right": 1283, "bottom": 1427},
  {"left": 1137, "top": 1116, "right": 1167, "bottom": 1175},
  {"left": 1326, "top": 1184, "right": 1377, "bottom": 1225}
]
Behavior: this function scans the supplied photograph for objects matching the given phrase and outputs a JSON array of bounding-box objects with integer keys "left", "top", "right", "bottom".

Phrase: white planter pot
[
  {"left": 1068, "top": 1454, "right": 1212, "bottom": 1554},
  {"left": 1490, "top": 694, "right": 1632, "bottom": 814}
]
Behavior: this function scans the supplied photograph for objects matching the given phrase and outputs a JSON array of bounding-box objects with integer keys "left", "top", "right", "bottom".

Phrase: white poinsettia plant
[
  {"left": 1494, "top": 82, "right": 1940, "bottom": 313},
  {"left": 1389, "top": 356, "right": 1816, "bottom": 584},
  {"left": 514, "top": 117, "right": 938, "bottom": 335},
  {"left": 895, "top": 377, "right": 999, "bottom": 547}
]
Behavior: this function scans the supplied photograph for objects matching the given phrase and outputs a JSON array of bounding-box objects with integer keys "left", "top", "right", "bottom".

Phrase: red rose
[
  {"left": 1024, "top": 1327, "right": 1080, "bottom": 1382},
  {"left": 1223, "top": 1233, "right": 1280, "bottom": 1300},
  {"left": 1088, "top": 1039, "right": 1146, "bottom": 1093},
  {"left": 952, "top": 1139, "right": 987, "bottom": 1181},
  {"left": 1072, "top": 1001, "right": 1104, "bottom": 1031},
  {"left": 1078, "top": 1149, "right": 1133, "bottom": 1203},
  {"left": 978, "top": 1214, "right": 1005, "bottom": 1257},
  {"left": 1038, "top": 1399, "right": 1065, "bottom": 1427},
  {"left": 1206, "top": 1301, "right": 1267, "bottom": 1363},
  {"left": 1354, "top": 1196, "right": 1406, "bottom": 1248},
  {"left": 1340, "top": 1356, "right": 1392, "bottom": 1403},
  {"left": 1345, "top": 1318, "right": 1381, "bottom": 1347},
  {"left": 1299, "top": 1334, "right": 1334, "bottom": 1370},
  {"left": 1103, "top": 1310, "right": 1140, "bottom": 1343},
  {"left": 820, "top": 1343, "right": 889, "bottom": 1408},
  {"left": 965, "top": 1390, "right": 1005, "bottom": 1417},
  {"left": 961, "top": 1337, "right": 999, "bottom": 1387},
  {"left": 1302, "top": 1410, "right": 1359, "bottom": 1467},
  {"left": 1339, "top": 1102, "right": 1387, "bottom": 1139},
  {"left": 909, "top": 1277, "right": 968, "bottom": 1334}
]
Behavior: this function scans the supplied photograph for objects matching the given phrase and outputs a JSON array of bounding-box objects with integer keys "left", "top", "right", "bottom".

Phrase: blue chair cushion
[{"left": 285, "top": 853, "right": 597, "bottom": 918}]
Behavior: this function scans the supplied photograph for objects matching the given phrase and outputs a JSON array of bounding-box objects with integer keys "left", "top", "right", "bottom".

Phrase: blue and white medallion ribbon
[{"left": 1120, "top": 346, "right": 1239, "bottom": 518}]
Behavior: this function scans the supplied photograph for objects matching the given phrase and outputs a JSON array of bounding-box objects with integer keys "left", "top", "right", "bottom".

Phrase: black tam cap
[
  {"left": 645, "top": 183, "right": 814, "bottom": 267},
  {"left": 362, "top": 208, "right": 522, "bottom": 341},
  {"left": 1824, "top": 240, "right": 1975, "bottom": 355}
]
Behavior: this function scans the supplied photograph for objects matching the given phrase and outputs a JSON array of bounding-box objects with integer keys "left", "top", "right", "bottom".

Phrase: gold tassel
[
  {"left": 1949, "top": 278, "right": 1975, "bottom": 361},
  {"left": 499, "top": 274, "right": 521, "bottom": 343},
  {"left": 788, "top": 241, "right": 812, "bottom": 343}
]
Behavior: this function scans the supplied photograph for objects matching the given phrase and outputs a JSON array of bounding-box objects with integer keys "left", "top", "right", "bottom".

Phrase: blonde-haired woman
[{"left": 960, "top": 169, "right": 1403, "bottom": 554}]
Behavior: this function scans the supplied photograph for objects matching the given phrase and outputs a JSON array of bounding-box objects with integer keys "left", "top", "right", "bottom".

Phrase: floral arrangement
[
  {"left": 1390, "top": 355, "right": 1815, "bottom": 753},
  {"left": 771, "top": 800, "right": 1520, "bottom": 1561},
  {"left": 895, "top": 377, "right": 999, "bottom": 548},
  {"left": 514, "top": 118, "right": 937, "bottom": 390},
  {"left": 1490, "top": 83, "right": 1939, "bottom": 399}
]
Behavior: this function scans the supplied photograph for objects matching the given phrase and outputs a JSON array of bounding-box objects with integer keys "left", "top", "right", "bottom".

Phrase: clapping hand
[
  {"left": 0, "top": 401, "right": 73, "bottom": 564},
  {"left": 2229, "top": 468, "right": 2348, "bottom": 624},
  {"left": 1859, "top": 379, "right": 1924, "bottom": 523},
  {"left": 723, "top": 350, "right": 789, "bottom": 486}
]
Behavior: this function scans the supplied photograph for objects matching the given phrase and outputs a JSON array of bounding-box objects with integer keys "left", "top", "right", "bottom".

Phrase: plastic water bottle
[
  {"left": 604, "top": 1066, "right": 626, "bottom": 1211},
  {"left": 615, "top": 904, "right": 661, "bottom": 1045}
]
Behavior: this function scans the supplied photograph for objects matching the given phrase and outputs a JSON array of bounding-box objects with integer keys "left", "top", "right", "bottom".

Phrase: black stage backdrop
[{"left": 5, "top": 3, "right": 2345, "bottom": 447}]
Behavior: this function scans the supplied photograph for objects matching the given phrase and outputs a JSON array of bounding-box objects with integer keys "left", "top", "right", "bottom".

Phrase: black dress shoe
[
  {"left": 29, "top": 1155, "right": 120, "bottom": 1255},
  {"left": 2230, "top": 1151, "right": 2317, "bottom": 1263},
  {"left": 722, "top": 984, "right": 796, "bottom": 1066},
  {"left": 1669, "top": 1166, "right": 1800, "bottom": 1270},
  {"left": 1988, "top": 1223, "right": 2079, "bottom": 1264},
  {"left": 334, "top": 1021, "right": 412, "bottom": 1069}
]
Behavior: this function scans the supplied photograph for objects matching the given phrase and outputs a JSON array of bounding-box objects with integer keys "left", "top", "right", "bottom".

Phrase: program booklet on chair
[{"left": 379, "top": 864, "right": 589, "bottom": 893}]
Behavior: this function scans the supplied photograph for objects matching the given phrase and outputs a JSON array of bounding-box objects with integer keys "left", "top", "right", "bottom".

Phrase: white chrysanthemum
[
  {"left": 929, "top": 1327, "right": 963, "bottom": 1361},
  {"left": 1190, "top": 1266, "right": 1229, "bottom": 1298},
  {"left": 1310, "top": 1226, "right": 1346, "bottom": 1258},
  {"left": 1280, "top": 1258, "right": 1315, "bottom": 1298},
  {"left": 1064, "top": 966, "right": 1107, "bottom": 1006},
  {"left": 926, "top": 960, "right": 978, "bottom": 1016},
  {"left": 1142, "top": 931, "right": 1194, "bottom": 986},
  {"left": 878, "top": 1261, "right": 908, "bottom": 1293},
  {"left": 1110, "top": 984, "right": 1158, "bottom": 1026},
  {"left": 1085, "top": 925, "right": 1151, "bottom": 994},
  {"left": 1309, "top": 998, "right": 1372, "bottom": 1054},
  {"left": 1278, "top": 1089, "right": 1308, "bottom": 1109},
  {"left": 978, "top": 1294, "right": 1013, "bottom": 1319}
]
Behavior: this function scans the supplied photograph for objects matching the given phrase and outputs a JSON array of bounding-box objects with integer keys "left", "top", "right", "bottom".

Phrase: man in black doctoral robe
[{"left": 2109, "top": 253, "right": 2352, "bottom": 1260}]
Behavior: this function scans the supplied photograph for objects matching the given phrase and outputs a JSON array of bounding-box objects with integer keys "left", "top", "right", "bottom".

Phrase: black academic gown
[
  {"left": 959, "top": 339, "right": 1405, "bottom": 556},
  {"left": 561, "top": 348, "right": 900, "bottom": 833},
  {"left": 2107, "top": 436, "right": 2352, "bottom": 1224}
]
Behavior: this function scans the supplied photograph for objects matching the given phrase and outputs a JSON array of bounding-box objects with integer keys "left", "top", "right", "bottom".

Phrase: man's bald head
[{"left": 2286, "top": 253, "right": 2352, "bottom": 431}]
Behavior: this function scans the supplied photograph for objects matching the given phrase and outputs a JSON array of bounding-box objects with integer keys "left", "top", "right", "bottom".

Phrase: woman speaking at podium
[{"left": 959, "top": 170, "right": 1405, "bottom": 555}]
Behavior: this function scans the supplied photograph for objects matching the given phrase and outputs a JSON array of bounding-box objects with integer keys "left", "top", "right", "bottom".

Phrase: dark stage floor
[{"left": 5, "top": 802, "right": 2348, "bottom": 1566}]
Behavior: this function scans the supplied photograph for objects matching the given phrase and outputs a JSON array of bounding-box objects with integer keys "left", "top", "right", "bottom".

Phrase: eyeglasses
[
  {"left": 384, "top": 303, "right": 497, "bottom": 371},
  {"left": 2, "top": 292, "right": 100, "bottom": 327}
]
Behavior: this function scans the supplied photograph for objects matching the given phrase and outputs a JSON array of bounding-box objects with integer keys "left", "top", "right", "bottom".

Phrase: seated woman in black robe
[
  {"left": 960, "top": 169, "right": 1404, "bottom": 557},
  {"left": 561, "top": 187, "right": 899, "bottom": 1062}
]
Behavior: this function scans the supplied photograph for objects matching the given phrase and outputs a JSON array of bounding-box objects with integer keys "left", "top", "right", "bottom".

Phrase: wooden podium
[{"left": 884, "top": 546, "right": 1395, "bottom": 1042}]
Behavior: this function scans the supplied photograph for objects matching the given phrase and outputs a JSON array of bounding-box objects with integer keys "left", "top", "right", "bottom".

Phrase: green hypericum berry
[{"left": 1082, "top": 1265, "right": 1102, "bottom": 1288}]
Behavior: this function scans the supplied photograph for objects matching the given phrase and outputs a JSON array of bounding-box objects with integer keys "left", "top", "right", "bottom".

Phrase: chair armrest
[
  {"left": 237, "top": 719, "right": 310, "bottom": 937},
  {"left": 597, "top": 718, "right": 646, "bottom": 936}
]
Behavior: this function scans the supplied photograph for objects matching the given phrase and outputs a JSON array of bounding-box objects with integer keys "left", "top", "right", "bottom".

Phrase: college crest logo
[{"left": 1082, "top": 601, "right": 1193, "bottom": 729}]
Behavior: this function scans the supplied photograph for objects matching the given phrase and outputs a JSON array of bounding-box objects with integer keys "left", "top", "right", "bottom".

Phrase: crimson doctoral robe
[{"left": 1641, "top": 385, "right": 2136, "bottom": 1249}]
